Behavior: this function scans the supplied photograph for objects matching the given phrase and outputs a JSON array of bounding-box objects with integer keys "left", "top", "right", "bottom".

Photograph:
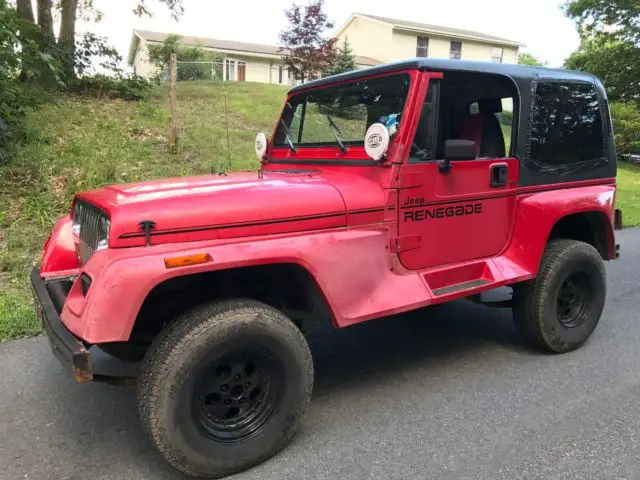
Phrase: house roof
[
  {"left": 128, "top": 30, "right": 382, "bottom": 67},
  {"left": 337, "top": 13, "right": 526, "bottom": 48}
]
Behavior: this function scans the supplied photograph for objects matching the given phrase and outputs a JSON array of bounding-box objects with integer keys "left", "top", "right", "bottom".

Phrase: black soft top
[
  {"left": 288, "top": 58, "right": 614, "bottom": 187},
  {"left": 288, "top": 58, "right": 604, "bottom": 94}
]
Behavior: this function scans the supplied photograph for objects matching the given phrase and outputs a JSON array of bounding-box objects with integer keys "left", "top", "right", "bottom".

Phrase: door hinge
[
  {"left": 391, "top": 235, "right": 421, "bottom": 253},
  {"left": 396, "top": 173, "right": 424, "bottom": 189}
]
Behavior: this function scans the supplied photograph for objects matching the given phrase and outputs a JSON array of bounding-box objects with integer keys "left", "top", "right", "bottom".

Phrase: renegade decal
[{"left": 403, "top": 203, "right": 483, "bottom": 222}]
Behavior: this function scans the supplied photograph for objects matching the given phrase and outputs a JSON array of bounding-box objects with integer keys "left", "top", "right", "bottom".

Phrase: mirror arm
[{"left": 438, "top": 158, "right": 452, "bottom": 173}]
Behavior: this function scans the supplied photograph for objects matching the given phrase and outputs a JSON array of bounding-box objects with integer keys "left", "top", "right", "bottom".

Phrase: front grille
[{"left": 75, "top": 202, "right": 108, "bottom": 265}]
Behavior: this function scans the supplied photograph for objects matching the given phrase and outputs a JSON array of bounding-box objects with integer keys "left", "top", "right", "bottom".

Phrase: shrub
[
  {"left": 0, "top": 5, "right": 26, "bottom": 161},
  {"left": 610, "top": 102, "right": 640, "bottom": 160},
  {"left": 147, "top": 34, "right": 224, "bottom": 81},
  {"left": 68, "top": 74, "right": 152, "bottom": 101}
]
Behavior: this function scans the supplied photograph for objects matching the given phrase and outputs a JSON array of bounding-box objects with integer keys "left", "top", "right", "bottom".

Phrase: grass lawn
[
  {"left": 616, "top": 162, "right": 640, "bottom": 227},
  {"left": 0, "top": 81, "right": 638, "bottom": 341},
  {"left": 0, "top": 82, "right": 287, "bottom": 340}
]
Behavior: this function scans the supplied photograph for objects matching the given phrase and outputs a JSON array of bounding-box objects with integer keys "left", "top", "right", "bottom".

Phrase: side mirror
[
  {"left": 255, "top": 132, "right": 269, "bottom": 160},
  {"left": 439, "top": 140, "right": 477, "bottom": 173}
]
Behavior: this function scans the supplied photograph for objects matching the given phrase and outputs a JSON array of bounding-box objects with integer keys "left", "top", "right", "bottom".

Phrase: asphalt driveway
[{"left": 1, "top": 229, "right": 640, "bottom": 480}]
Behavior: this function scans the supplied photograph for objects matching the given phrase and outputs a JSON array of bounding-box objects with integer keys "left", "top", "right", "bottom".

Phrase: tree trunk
[
  {"left": 16, "top": 0, "right": 37, "bottom": 82},
  {"left": 36, "top": 0, "right": 54, "bottom": 40},
  {"left": 59, "top": 0, "right": 79, "bottom": 80},
  {"left": 31, "top": 0, "right": 57, "bottom": 86},
  {"left": 16, "top": 0, "right": 36, "bottom": 23}
]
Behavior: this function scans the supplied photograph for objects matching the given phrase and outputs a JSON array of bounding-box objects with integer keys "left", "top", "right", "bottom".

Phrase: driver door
[{"left": 397, "top": 78, "right": 518, "bottom": 271}]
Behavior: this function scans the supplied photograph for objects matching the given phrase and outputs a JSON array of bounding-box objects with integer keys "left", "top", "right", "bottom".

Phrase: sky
[{"left": 79, "top": 0, "right": 581, "bottom": 69}]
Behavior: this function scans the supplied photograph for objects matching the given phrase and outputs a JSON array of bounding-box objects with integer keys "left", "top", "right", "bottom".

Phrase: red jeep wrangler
[{"left": 32, "top": 59, "right": 620, "bottom": 478}]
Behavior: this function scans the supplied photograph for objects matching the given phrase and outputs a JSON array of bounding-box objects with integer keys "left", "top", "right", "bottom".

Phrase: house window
[
  {"left": 529, "top": 81, "right": 606, "bottom": 173},
  {"left": 278, "top": 66, "right": 283, "bottom": 84},
  {"left": 492, "top": 47, "right": 503, "bottom": 63},
  {"left": 416, "top": 36, "right": 429, "bottom": 57},
  {"left": 450, "top": 41, "right": 462, "bottom": 60},
  {"left": 225, "top": 60, "right": 236, "bottom": 81}
]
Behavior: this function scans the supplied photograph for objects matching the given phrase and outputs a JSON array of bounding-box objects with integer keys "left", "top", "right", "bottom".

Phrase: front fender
[
  {"left": 503, "top": 185, "right": 616, "bottom": 275},
  {"left": 41, "top": 215, "right": 80, "bottom": 275},
  {"left": 59, "top": 227, "right": 429, "bottom": 343}
]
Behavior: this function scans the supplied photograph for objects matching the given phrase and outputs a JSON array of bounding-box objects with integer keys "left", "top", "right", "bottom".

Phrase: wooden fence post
[{"left": 168, "top": 53, "right": 178, "bottom": 153}]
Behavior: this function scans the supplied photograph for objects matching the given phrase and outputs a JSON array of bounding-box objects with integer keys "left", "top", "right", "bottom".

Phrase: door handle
[{"left": 490, "top": 164, "right": 508, "bottom": 187}]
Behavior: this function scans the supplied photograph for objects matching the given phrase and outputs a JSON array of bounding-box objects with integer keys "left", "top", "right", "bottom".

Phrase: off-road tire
[
  {"left": 513, "top": 239, "right": 606, "bottom": 353},
  {"left": 136, "top": 299, "right": 313, "bottom": 478},
  {"left": 97, "top": 342, "right": 147, "bottom": 362}
]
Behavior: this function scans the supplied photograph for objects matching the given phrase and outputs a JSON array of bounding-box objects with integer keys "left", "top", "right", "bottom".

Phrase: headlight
[
  {"left": 97, "top": 216, "right": 110, "bottom": 251},
  {"left": 72, "top": 202, "right": 83, "bottom": 236}
]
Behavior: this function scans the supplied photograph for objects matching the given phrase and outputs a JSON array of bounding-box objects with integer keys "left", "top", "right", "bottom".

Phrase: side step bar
[{"left": 431, "top": 279, "right": 489, "bottom": 296}]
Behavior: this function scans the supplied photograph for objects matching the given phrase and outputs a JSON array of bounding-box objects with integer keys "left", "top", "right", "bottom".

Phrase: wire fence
[
  {"left": 133, "top": 51, "right": 300, "bottom": 87},
  {"left": 174, "top": 61, "right": 299, "bottom": 86}
]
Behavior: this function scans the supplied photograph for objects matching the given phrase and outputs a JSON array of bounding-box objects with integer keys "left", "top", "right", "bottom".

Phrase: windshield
[{"left": 273, "top": 73, "right": 411, "bottom": 150}]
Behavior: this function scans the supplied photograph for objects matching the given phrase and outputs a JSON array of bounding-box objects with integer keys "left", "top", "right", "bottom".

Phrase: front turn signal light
[{"left": 164, "top": 253, "right": 211, "bottom": 269}]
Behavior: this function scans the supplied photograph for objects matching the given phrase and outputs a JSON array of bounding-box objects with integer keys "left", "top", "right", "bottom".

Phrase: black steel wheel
[
  {"left": 513, "top": 239, "right": 606, "bottom": 353},
  {"left": 556, "top": 272, "right": 592, "bottom": 329},
  {"left": 192, "top": 349, "right": 283, "bottom": 444},
  {"left": 137, "top": 299, "right": 313, "bottom": 479}
]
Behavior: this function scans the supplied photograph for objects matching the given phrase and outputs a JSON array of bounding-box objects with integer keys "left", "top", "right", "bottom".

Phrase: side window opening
[
  {"left": 528, "top": 81, "right": 606, "bottom": 174},
  {"left": 410, "top": 80, "right": 439, "bottom": 161},
  {"left": 411, "top": 73, "right": 517, "bottom": 162}
]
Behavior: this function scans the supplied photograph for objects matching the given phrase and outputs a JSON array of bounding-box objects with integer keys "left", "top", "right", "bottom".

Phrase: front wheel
[
  {"left": 137, "top": 299, "right": 313, "bottom": 478},
  {"left": 513, "top": 239, "right": 607, "bottom": 353}
]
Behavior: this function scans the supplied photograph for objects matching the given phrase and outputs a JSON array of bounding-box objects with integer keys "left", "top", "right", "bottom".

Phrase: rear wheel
[
  {"left": 137, "top": 299, "right": 313, "bottom": 478},
  {"left": 513, "top": 239, "right": 606, "bottom": 353}
]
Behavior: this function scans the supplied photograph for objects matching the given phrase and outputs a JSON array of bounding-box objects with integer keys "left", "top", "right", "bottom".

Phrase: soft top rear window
[{"left": 273, "top": 73, "right": 411, "bottom": 149}]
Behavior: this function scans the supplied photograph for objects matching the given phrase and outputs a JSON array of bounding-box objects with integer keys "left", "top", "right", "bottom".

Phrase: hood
[{"left": 76, "top": 171, "right": 350, "bottom": 247}]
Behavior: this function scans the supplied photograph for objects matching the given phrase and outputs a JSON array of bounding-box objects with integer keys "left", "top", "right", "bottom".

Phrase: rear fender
[{"left": 504, "top": 185, "right": 616, "bottom": 275}]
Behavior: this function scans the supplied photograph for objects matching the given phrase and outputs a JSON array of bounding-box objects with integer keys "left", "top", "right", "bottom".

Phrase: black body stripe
[
  {"left": 348, "top": 208, "right": 385, "bottom": 215},
  {"left": 119, "top": 211, "right": 347, "bottom": 239}
]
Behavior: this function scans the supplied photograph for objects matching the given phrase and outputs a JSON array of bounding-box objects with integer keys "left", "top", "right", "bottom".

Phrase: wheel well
[
  {"left": 548, "top": 211, "right": 612, "bottom": 259},
  {"left": 129, "top": 263, "right": 334, "bottom": 343}
]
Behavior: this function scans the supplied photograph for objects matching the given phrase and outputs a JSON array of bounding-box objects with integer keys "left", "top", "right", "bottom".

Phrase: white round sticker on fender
[
  {"left": 255, "top": 132, "right": 268, "bottom": 159},
  {"left": 364, "top": 123, "right": 390, "bottom": 161}
]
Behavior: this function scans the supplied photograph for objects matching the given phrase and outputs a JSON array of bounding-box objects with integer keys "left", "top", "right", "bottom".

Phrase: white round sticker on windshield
[
  {"left": 255, "top": 132, "right": 268, "bottom": 159},
  {"left": 364, "top": 123, "right": 390, "bottom": 161}
]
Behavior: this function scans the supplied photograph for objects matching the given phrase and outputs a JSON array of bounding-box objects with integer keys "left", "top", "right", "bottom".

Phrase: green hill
[
  {"left": 0, "top": 82, "right": 287, "bottom": 339},
  {"left": 1, "top": 81, "right": 639, "bottom": 340}
]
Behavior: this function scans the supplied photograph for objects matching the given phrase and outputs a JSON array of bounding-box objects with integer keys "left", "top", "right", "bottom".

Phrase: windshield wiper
[
  {"left": 326, "top": 114, "right": 347, "bottom": 153},
  {"left": 279, "top": 118, "right": 297, "bottom": 153}
]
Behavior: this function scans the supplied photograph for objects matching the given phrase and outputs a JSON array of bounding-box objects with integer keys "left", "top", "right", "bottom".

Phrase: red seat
[{"left": 459, "top": 113, "right": 506, "bottom": 158}]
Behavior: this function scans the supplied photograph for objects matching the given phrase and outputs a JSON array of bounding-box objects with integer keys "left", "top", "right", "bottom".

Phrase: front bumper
[{"left": 30, "top": 268, "right": 93, "bottom": 383}]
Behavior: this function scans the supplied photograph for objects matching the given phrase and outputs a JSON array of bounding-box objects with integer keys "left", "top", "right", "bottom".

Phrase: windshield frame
[{"left": 268, "top": 70, "right": 418, "bottom": 165}]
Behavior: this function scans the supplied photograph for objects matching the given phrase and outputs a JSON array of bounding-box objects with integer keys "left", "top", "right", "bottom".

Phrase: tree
[
  {"left": 564, "top": 0, "right": 639, "bottom": 44},
  {"left": 13, "top": 0, "right": 184, "bottom": 83},
  {"left": 564, "top": 37, "right": 639, "bottom": 102},
  {"left": 564, "top": 0, "right": 639, "bottom": 102},
  {"left": 280, "top": 0, "right": 337, "bottom": 81},
  {"left": 323, "top": 37, "right": 356, "bottom": 76},
  {"left": 518, "top": 52, "right": 546, "bottom": 67},
  {"left": 609, "top": 102, "right": 640, "bottom": 158}
]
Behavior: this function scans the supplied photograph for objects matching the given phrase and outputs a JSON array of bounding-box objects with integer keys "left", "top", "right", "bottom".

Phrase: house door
[
  {"left": 238, "top": 62, "right": 246, "bottom": 82},
  {"left": 397, "top": 78, "right": 519, "bottom": 271}
]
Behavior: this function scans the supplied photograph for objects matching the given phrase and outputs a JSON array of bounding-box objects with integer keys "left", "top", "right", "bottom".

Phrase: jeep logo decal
[
  {"left": 404, "top": 203, "right": 483, "bottom": 222},
  {"left": 367, "top": 133, "right": 383, "bottom": 148}
]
